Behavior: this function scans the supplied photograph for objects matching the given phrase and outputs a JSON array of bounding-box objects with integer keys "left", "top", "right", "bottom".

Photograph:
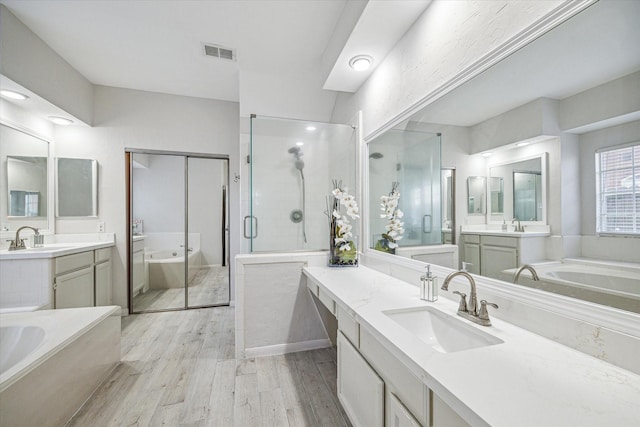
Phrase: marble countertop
[
  {"left": 303, "top": 265, "right": 640, "bottom": 426},
  {"left": 460, "top": 229, "right": 549, "bottom": 237},
  {"left": 0, "top": 236, "right": 115, "bottom": 260}
]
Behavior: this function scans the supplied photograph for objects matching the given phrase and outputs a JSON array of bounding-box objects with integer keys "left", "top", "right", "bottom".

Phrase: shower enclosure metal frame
[{"left": 126, "top": 148, "right": 230, "bottom": 314}]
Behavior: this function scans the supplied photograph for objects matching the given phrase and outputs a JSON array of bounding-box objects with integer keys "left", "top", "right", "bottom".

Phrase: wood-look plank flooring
[
  {"left": 66, "top": 307, "right": 350, "bottom": 427},
  {"left": 133, "top": 266, "right": 230, "bottom": 312}
]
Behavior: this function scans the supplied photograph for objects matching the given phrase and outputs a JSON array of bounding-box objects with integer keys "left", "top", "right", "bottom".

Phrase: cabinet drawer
[
  {"left": 462, "top": 234, "right": 479, "bottom": 244},
  {"left": 480, "top": 235, "right": 518, "bottom": 248},
  {"left": 318, "top": 287, "right": 336, "bottom": 315},
  {"left": 337, "top": 305, "right": 359, "bottom": 348},
  {"left": 306, "top": 280, "right": 319, "bottom": 297},
  {"left": 360, "top": 328, "right": 427, "bottom": 422},
  {"left": 94, "top": 247, "right": 111, "bottom": 263},
  {"left": 55, "top": 251, "right": 93, "bottom": 275}
]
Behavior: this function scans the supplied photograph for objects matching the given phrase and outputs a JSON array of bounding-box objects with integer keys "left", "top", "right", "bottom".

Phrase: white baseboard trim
[{"left": 245, "top": 339, "right": 332, "bottom": 358}]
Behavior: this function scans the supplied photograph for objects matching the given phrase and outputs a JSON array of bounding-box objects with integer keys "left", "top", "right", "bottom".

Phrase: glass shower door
[{"left": 249, "top": 116, "right": 356, "bottom": 252}]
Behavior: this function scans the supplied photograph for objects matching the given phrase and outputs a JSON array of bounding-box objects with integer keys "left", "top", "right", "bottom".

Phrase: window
[{"left": 595, "top": 143, "right": 640, "bottom": 234}]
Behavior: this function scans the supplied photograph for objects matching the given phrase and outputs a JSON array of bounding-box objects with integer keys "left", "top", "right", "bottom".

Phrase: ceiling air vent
[{"left": 203, "top": 43, "right": 235, "bottom": 62}]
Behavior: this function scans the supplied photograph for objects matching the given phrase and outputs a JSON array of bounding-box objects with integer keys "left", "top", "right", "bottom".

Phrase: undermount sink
[{"left": 383, "top": 306, "right": 503, "bottom": 353}]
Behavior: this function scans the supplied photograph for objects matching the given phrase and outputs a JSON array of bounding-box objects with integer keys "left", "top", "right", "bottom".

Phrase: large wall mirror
[
  {"left": 365, "top": 0, "right": 640, "bottom": 314},
  {"left": 0, "top": 122, "right": 52, "bottom": 232},
  {"left": 56, "top": 157, "right": 98, "bottom": 217}
]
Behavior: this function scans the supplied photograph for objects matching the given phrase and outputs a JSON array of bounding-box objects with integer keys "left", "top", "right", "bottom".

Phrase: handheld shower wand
[{"left": 288, "top": 146, "right": 307, "bottom": 244}]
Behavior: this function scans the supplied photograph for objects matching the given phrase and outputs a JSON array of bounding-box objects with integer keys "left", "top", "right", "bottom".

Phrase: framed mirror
[
  {"left": 488, "top": 154, "right": 547, "bottom": 223},
  {"left": 1, "top": 122, "right": 52, "bottom": 232},
  {"left": 466, "top": 176, "right": 486, "bottom": 215},
  {"left": 56, "top": 157, "right": 98, "bottom": 217}
]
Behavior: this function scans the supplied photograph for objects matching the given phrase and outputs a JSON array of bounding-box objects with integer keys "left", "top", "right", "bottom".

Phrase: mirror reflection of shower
[{"left": 288, "top": 145, "right": 307, "bottom": 243}]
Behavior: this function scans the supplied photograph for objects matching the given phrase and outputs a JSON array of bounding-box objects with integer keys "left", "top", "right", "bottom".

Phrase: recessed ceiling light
[
  {"left": 349, "top": 55, "right": 373, "bottom": 71},
  {"left": 0, "top": 89, "right": 29, "bottom": 100},
  {"left": 296, "top": 141, "right": 304, "bottom": 147},
  {"left": 48, "top": 116, "right": 74, "bottom": 126},
  {"left": 306, "top": 126, "right": 316, "bottom": 131},
  {"left": 482, "top": 152, "right": 493, "bottom": 157},
  {"left": 515, "top": 142, "right": 530, "bottom": 147}
]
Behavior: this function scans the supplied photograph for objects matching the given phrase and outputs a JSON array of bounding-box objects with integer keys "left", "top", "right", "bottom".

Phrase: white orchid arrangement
[
  {"left": 377, "top": 182, "right": 404, "bottom": 252},
  {"left": 329, "top": 181, "right": 359, "bottom": 251}
]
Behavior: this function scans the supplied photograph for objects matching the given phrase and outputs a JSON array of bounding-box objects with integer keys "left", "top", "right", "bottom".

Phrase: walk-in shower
[{"left": 248, "top": 116, "right": 356, "bottom": 252}]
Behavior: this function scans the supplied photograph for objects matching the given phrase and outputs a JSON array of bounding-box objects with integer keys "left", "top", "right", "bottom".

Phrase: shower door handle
[
  {"left": 244, "top": 216, "right": 258, "bottom": 239},
  {"left": 422, "top": 215, "right": 432, "bottom": 233}
]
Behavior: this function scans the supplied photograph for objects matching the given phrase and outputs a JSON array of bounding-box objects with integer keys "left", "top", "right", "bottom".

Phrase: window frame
[{"left": 595, "top": 141, "right": 640, "bottom": 236}]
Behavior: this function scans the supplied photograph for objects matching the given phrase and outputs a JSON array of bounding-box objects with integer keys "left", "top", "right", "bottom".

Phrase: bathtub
[
  {"left": 146, "top": 248, "right": 201, "bottom": 289},
  {"left": 504, "top": 259, "right": 640, "bottom": 313},
  {"left": 0, "top": 306, "right": 121, "bottom": 427}
]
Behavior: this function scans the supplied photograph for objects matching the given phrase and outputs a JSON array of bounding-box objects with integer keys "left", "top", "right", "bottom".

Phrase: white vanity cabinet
[
  {"left": 94, "top": 248, "right": 112, "bottom": 306},
  {"left": 461, "top": 233, "right": 546, "bottom": 278},
  {"left": 53, "top": 248, "right": 113, "bottom": 309},
  {"left": 132, "top": 237, "right": 146, "bottom": 295},
  {"left": 54, "top": 252, "right": 94, "bottom": 309}
]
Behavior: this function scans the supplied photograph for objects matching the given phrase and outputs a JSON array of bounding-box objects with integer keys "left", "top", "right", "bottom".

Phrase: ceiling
[{"left": 0, "top": 0, "right": 427, "bottom": 112}]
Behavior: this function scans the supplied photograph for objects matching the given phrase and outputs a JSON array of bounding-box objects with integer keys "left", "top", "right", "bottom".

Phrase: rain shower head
[{"left": 369, "top": 152, "right": 384, "bottom": 159}]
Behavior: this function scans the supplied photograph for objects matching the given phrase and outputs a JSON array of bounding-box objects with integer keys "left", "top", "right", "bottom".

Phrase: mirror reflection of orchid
[
  {"left": 375, "top": 182, "right": 404, "bottom": 254},
  {"left": 327, "top": 179, "right": 359, "bottom": 266}
]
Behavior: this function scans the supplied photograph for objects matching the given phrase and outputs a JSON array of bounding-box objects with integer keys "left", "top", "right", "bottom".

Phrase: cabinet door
[
  {"left": 132, "top": 250, "right": 146, "bottom": 294},
  {"left": 387, "top": 391, "right": 422, "bottom": 427},
  {"left": 480, "top": 245, "right": 518, "bottom": 279},
  {"left": 462, "top": 243, "right": 480, "bottom": 274},
  {"left": 95, "top": 260, "right": 112, "bottom": 306},
  {"left": 55, "top": 266, "right": 94, "bottom": 309},
  {"left": 337, "top": 332, "right": 384, "bottom": 427}
]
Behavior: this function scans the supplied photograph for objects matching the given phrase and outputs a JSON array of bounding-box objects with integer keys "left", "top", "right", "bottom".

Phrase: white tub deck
[{"left": 0, "top": 306, "right": 121, "bottom": 427}]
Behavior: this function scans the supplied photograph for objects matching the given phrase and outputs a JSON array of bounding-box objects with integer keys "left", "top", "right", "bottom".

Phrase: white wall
[
  {"left": 331, "top": 0, "right": 564, "bottom": 136},
  {"left": 54, "top": 86, "right": 239, "bottom": 310}
]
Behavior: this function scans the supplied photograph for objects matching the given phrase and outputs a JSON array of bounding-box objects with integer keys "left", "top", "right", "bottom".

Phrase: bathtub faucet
[
  {"left": 180, "top": 245, "right": 193, "bottom": 252},
  {"left": 441, "top": 270, "right": 498, "bottom": 326},
  {"left": 513, "top": 264, "right": 540, "bottom": 283},
  {"left": 8, "top": 226, "right": 41, "bottom": 251}
]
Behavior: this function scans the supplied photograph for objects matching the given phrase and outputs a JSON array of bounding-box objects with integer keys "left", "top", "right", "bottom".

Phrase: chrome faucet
[
  {"left": 513, "top": 264, "right": 540, "bottom": 283},
  {"left": 441, "top": 270, "right": 498, "bottom": 326},
  {"left": 8, "top": 226, "right": 41, "bottom": 251},
  {"left": 512, "top": 218, "right": 525, "bottom": 232}
]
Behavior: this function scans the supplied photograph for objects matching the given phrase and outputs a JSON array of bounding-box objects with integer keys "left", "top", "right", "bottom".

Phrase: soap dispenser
[
  {"left": 501, "top": 218, "right": 508, "bottom": 232},
  {"left": 420, "top": 264, "right": 438, "bottom": 302}
]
